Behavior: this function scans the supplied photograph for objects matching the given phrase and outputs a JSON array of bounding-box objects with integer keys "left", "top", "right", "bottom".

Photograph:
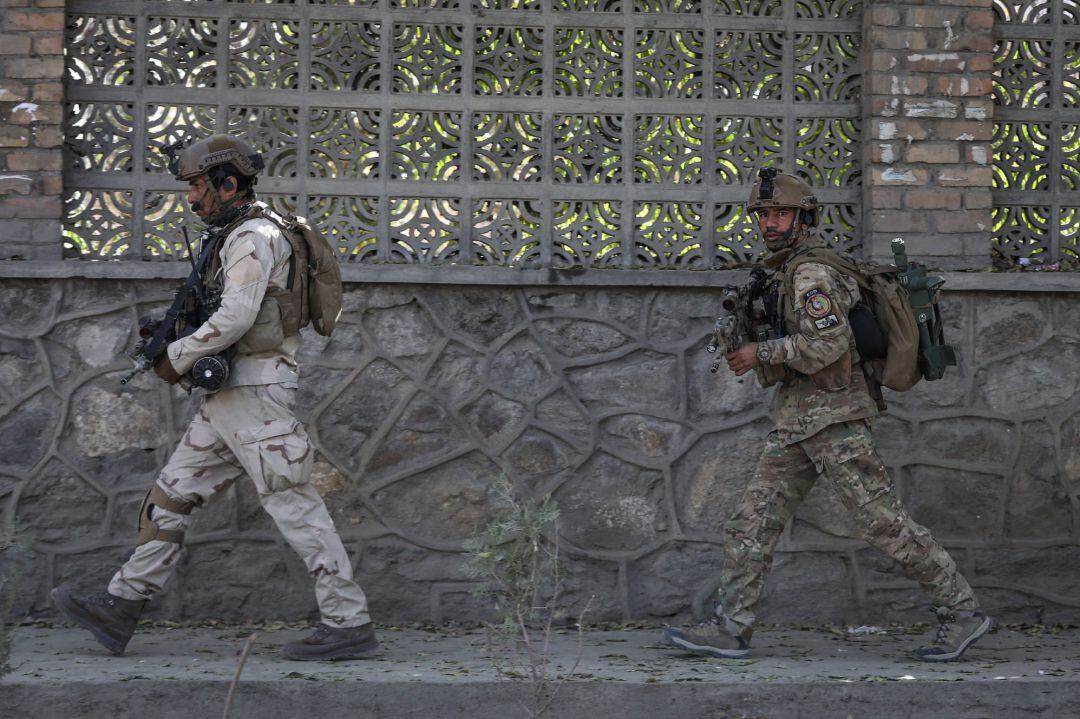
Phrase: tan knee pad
[{"left": 136, "top": 484, "right": 195, "bottom": 546}]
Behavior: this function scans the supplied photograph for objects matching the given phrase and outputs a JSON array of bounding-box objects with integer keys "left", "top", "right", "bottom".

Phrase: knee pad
[{"left": 136, "top": 484, "right": 195, "bottom": 546}]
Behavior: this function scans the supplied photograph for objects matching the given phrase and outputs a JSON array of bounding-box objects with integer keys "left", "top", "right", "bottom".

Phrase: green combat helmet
[
  {"left": 166, "top": 134, "right": 264, "bottom": 181},
  {"left": 746, "top": 168, "right": 821, "bottom": 227}
]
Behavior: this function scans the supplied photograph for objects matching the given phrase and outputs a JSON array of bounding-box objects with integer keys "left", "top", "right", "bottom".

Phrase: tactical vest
[{"left": 206, "top": 202, "right": 308, "bottom": 330}]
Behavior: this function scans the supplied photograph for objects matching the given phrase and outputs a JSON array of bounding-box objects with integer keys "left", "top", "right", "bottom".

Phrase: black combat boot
[
  {"left": 51, "top": 584, "right": 146, "bottom": 656},
  {"left": 282, "top": 622, "right": 379, "bottom": 661}
]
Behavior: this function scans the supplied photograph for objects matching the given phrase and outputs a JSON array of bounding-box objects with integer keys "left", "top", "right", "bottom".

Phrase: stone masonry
[{"left": 1, "top": 279, "right": 1078, "bottom": 627}]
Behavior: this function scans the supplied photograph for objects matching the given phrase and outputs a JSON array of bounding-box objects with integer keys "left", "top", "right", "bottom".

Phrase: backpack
[
  {"left": 252, "top": 203, "right": 343, "bottom": 337},
  {"left": 782, "top": 248, "right": 930, "bottom": 392}
]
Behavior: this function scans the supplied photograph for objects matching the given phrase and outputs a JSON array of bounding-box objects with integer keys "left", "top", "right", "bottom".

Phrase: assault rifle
[
  {"left": 706, "top": 266, "right": 773, "bottom": 373},
  {"left": 120, "top": 227, "right": 232, "bottom": 391},
  {"left": 890, "top": 237, "right": 957, "bottom": 381}
]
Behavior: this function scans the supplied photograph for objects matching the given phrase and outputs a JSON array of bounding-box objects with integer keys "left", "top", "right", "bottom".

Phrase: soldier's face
[
  {"left": 756, "top": 207, "right": 802, "bottom": 250},
  {"left": 186, "top": 175, "right": 219, "bottom": 222}
]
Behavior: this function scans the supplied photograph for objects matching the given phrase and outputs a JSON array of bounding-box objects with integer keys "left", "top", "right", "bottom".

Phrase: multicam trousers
[
  {"left": 108, "top": 383, "right": 371, "bottom": 628},
  {"left": 719, "top": 420, "right": 977, "bottom": 639}
]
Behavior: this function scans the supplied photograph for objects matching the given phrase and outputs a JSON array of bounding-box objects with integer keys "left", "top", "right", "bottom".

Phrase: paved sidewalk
[{"left": 4, "top": 622, "right": 1078, "bottom": 718}]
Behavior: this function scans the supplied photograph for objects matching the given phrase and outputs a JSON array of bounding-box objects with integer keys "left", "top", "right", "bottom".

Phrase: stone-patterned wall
[{"left": 3, "top": 279, "right": 1077, "bottom": 627}]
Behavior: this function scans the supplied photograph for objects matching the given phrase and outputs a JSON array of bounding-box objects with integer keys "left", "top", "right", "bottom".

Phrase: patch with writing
[
  {"left": 803, "top": 288, "right": 834, "bottom": 319},
  {"left": 814, "top": 315, "right": 840, "bottom": 330}
]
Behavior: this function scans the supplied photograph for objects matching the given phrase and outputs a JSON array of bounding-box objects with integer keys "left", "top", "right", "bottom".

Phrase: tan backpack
[
  {"left": 783, "top": 248, "right": 922, "bottom": 392},
  {"left": 252, "top": 203, "right": 343, "bottom": 337}
]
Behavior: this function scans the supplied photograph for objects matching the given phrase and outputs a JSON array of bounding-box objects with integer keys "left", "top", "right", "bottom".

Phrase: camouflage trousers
[
  {"left": 108, "top": 383, "right": 371, "bottom": 628},
  {"left": 719, "top": 420, "right": 977, "bottom": 639}
]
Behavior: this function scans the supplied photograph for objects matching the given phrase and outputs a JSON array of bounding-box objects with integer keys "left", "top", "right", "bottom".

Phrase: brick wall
[
  {"left": 0, "top": 0, "right": 64, "bottom": 261},
  {"left": 863, "top": 0, "right": 996, "bottom": 270}
]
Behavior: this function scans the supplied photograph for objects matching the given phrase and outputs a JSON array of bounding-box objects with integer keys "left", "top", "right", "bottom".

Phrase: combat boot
[
  {"left": 50, "top": 584, "right": 145, "bottom": 656},
  {"left": 663, "top": 615, "right": 750, "bottom": 659},
  {"left": 914, "top": 606, "right": 992, "bottom": 662},
  {"left": 282, "top": 622, "right": 379, "bottom": 661}
]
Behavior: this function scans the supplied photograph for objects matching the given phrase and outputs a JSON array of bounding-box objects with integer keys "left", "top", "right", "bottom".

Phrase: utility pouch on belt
[{"left": 137, "top": 485, "right": 195, "bottom": 546}]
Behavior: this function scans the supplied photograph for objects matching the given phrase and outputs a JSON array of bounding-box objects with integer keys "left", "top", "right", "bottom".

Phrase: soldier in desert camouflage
[
  {"left": 663, "top": 170, "right": 992, "bottom": 663},
  {"left": 51, "top": 135, "right": 377, "bottom": 661}
]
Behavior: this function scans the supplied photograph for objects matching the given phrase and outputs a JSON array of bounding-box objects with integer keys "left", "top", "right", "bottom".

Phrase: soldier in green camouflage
[
  {"left": 51, "top": 135, "right": 377, "bottom": 662},
  {"left": 664, "top": 170, "right": 992, "bottom": 663}
]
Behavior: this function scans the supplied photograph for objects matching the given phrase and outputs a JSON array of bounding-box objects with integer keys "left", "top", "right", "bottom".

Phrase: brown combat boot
[
  {"left": 663, "top": 615, "right": 750, "bottom": 659},
  {"left": 914, "top": 606, "right": 992, "bottom": 662},
  {"left": 282, "top": 622, "right": 379, "bottom": 661},
  {"left": 51, "top": 584, "right": 145, "bottom": 656}
]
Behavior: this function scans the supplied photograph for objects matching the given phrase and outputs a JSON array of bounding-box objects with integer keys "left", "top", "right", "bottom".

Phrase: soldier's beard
[{"left": 764, "top": 224, "right": 799, "bottom": 252}]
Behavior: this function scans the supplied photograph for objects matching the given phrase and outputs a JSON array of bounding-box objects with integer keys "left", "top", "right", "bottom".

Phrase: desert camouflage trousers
[
  {"left": 109, "top": 383, "right": 371, "bottom": 628},
  {"left": 719, "top": 420, "right": 977, "bottom": 639}
]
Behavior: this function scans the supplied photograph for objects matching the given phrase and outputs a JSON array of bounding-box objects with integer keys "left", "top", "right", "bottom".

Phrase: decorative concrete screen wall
[
  {"left": 62, "top": 0, "right": 862, "bottom": 267},
  {"left": 992, "top": 1, "right": 1080, "bottom": 265}
]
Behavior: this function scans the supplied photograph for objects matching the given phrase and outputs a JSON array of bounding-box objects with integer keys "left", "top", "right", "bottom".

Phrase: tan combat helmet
[
  {"left": 167, "top": 134, "right": 264, "bottom": 182},
  {"left": 746, "top": 168, "right": 821, "bottom": 227}
]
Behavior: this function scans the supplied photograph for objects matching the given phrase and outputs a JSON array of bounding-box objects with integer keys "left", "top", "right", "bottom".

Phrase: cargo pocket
[
  {"left": 236, "top": 417, "right": 313, "bottom": 494},
  {"left": 816, "top": 427, "right": 889, "bottom": 508}
]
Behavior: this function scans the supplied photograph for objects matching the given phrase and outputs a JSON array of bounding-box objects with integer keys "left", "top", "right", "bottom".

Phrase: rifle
[
  {"left": 706, "top": 266, "right": 771, "bottom": 373},
  {"left": 120, "top": 227, "right": 232, "bottom": 390},
  {"left": 890, "top": 238, "right": 957, "bottom": 381}
]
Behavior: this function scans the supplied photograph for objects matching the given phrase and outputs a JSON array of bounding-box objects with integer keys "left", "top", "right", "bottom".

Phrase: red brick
[
  {"left": 35, "top": 0, "right": 68, "bottom": 7},
  {"left": 951, "top": 33, "right": 995, "bottom": 53},
  {"left": 905, "top": 188, "right": 963, "bottom": 210},
  {"left": 871, "top": 51, "right": 899, "bottom": 72},
  {"left": 868, "top": 6, "right": 901, "bottom": 25},
  {"left": 906, "top": 142, "right": 961, "bottom": 164},
  {"left": 965, "top": 144, "right": 991, "bottom": 165},
  {"left": 906, "top": 52, "right": 966, "bottom": 73},
  {"left": 935, "top": 210, "right": 991, "bottom": 233},
  {"left": 869, "top": 188, "right": 903, "bottom": 209},
  {"left": 872, "top": 142, "right": 899, "bottom": 163},
  {"left": 4, "top": 10, "right": 63, "bottom": 31},
  {"left": 966, "top": 55, "right": 994, "bottom": 72},
  {"left": 0, "top": 125, "right": 29, "bottom": 146},
  {"left": 870, "top": 30, "right": 929, "bottom": 52},
  {"left": 0, "top": 0, "right": 31, "bottom": 7},
  {"left": 931, "top": 119, "right": 993, "bottom": 142},
  {"left": 31, "top": 82, "right": 62, "bottom": 102},
  {"left": 871, "top": 96, "right": 902, "bottom": 116},
  {"left": 937, "top": 76, "right": 994, "bottom": 97},
  {"left": 936, "top": 166, "right": 993, "bottom": 187},
  {"left": 872, "top": 167, "right": 931, "bottom": 185},
  {"left": 871, "top": 210, "right": 931, "bottom": 233},
  {"left": 2, "top": 56, "right": 64, "bottom": 79},
  {"left": 0, "top": 81, "right": 29, "bottom": 102},
  {"left": 963, "top": 99, "right": 993, "bottom": 121},
  {"left": 6, "top": 148, "right": 62, "bottom": 171},
  {"left": 32, "top": 34, "right": 63, "bottom": 55},
  {"left": 894, "top": 120, "right": 932, "bottom": 141},
  {"left": 6, "top": 101, "right": 63, "bottom": 124},
  {"left": 907, "top": 7, "right": 964, "bottom": 27},
  {"left": 39, "top": 172, "right": 62, "bottom": 195},
  {"left": 33, "top": 124, "right": 63, "bottom": 148},
  {"left": 870, "top": 74, "right": 929, "bottom": 96},
  {"left": 964, "top": 9, "right": 994, "bottom": 30},
  {"left": 0, "top": 195, "right": 62, "bottom": 218},
  {"left": 0, "top": 175, "right": 33, "bottom": 195},
  {"left": 964, "top": 190, "right": 993, "bottom": 210},
  {"left": 0, "top": 33, "right": 31, "bottom": 54}
]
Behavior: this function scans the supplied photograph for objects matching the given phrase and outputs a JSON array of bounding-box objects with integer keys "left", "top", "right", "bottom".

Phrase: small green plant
[{"left": 465, "top": 476, "right": 590, "bottom": 719}]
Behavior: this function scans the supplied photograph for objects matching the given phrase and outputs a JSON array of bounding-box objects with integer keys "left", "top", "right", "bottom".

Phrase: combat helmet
[
  {"left": 746, "top": 168, "right": 820, "bottom": 227},
  {"left": 167, "top": 134, "right": 265, "bottom": 182}
]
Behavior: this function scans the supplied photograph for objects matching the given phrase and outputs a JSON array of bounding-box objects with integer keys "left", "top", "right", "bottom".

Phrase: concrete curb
[{"left": 4, "top": 625, "right": 1078, "bottom": 718}]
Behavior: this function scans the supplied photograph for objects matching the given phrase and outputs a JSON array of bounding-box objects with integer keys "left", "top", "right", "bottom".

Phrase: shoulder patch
[{"left": 803, "top": 288, "right": 834, "bottom": 319}]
